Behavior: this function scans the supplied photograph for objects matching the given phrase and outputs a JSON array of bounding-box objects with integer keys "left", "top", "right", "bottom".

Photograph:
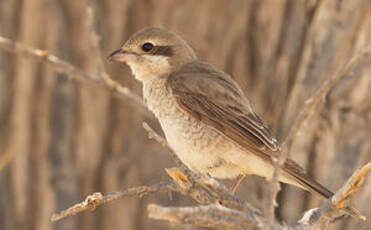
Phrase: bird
[{"left": 107, "top": 27, "right": 360, "bottom": 217}]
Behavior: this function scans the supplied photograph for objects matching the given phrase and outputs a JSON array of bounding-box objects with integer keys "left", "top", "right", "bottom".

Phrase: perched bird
[{"left": 107, "top": 27, "right": 357, "bottom": 213}]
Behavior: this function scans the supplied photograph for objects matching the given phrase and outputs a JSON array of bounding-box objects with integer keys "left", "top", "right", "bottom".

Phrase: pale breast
[
  {"left": 143, "top": 78, "right": 239, "bottom": 176},
  {"left": 142, "top": 77, "right": 286, "bottom": 181}
]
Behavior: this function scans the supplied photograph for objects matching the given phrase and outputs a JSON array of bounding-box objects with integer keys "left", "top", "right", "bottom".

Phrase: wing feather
[{"left": 167, "top": 61, "right": 279, "bottom": 154}]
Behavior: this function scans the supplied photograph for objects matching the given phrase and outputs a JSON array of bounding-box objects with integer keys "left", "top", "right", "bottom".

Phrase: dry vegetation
[{"left": 0, "top": 1, "right": 371, "bottom": 230}]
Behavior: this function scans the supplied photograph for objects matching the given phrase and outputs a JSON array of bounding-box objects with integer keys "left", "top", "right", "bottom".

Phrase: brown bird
[{"left": 108, "top": 27, "right": 359, "bottom": 216}]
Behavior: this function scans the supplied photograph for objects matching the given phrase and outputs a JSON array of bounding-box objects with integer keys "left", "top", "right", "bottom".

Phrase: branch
[
  {"left": 0, "top": 35, "right": 148, "bottom": 112},
  {"left": 148, "top": 204, "right": 274, "bottom": 230},
  {"left": 266, "top": 45, "right": 371, "bottom": 223},
  {"left": 332, "top": 162, "right": 371, "bottom": 210},
  {"left": 165, "top": 167, "right": 262, "bottom": 215},
  {"left": 51, "top": 181, "right": 177, "bottom": 222}
]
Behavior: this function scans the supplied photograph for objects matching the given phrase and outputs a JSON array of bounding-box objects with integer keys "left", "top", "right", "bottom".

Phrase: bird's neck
[{"left": 142, "top": 75, "right": 167, "bottom": 106}]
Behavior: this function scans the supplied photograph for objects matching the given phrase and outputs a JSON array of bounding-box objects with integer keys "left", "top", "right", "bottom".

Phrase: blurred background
[{"left": 0, "top": 0, "right": 371, "bottom": 229}]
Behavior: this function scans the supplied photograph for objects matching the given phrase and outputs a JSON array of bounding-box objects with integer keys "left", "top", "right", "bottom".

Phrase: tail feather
[{"left": 283, "top": 159, "right": 333, "bottom": 198}]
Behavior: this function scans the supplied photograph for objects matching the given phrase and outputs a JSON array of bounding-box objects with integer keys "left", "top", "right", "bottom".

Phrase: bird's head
[{"left": 108, "top": 27, "right": 197, "bottom": 82}]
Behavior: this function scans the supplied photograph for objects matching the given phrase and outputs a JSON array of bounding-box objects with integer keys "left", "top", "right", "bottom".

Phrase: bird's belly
[
  {"left": 160, "top": 117, "right": 290, "bottom": 181},
  {"left": 161, "top": 115, "right": 241, "bottom": 178}
]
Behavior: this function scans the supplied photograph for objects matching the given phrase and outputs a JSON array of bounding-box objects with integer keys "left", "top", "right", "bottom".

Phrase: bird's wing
[
  {"left": 166, "top": 61, "right": 333, "bottom": 199},
  {"left": 167, "top": 61, "right": 280, "bottom": 159}
]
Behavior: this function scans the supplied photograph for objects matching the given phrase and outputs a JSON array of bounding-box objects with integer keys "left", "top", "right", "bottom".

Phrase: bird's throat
[
  {"left": 126, "top": 62, "right": 153, "bottom": 81},
  {"left": 127, "top": 55, "right": 171, "bottom": 82}
]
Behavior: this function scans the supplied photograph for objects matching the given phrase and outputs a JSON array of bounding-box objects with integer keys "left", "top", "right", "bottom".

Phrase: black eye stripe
[{"left": 150, "top": 45, "right": 174, "bottom": 57}]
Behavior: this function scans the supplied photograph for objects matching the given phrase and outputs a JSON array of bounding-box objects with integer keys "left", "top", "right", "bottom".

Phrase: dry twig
[
  {"left": 0, "top": 35, "right": 147, "bottom": 111},
  {"left": 51, "top": 182, "right": 177, "bottom": 222},
  {"left": 331, "top": 162, "right": 371, "bottom": 209}
]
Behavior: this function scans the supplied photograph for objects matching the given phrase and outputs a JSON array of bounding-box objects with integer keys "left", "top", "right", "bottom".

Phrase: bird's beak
[{"left": 107, "top": 49, "right": 136, "bottom": 63}]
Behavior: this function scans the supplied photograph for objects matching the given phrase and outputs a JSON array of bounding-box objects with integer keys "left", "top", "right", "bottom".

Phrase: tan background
[{"left": 0, "top": 0, "right": 371, "bottom": 229}]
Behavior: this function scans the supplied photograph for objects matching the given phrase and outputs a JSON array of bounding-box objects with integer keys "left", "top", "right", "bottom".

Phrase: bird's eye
[{"left": 142, "top": 42, "right": 154, "bottom": 52}]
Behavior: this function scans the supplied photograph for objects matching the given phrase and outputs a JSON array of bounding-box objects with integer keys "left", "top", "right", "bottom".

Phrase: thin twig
[
  {"left": 165, "top": 167, "right": 262, "bottom": 215},
  {"left": 266, "top": 45, "right": 371, "bottom": 224},
  {"left": 331, "top": 162, "right": 371, "bottom": 213},
  {"left": 51, "top": 181, "right": 177, "bottom": 222},
  {"left": 0, "top": 35, "right": 148, "bottom": 111}
]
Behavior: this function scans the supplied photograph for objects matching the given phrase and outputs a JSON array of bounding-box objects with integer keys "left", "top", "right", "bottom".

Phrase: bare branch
[
  {"left": 51, "top": 182, "right": 177, "bottom": 222},
  {"left": 331, "top": 162, "right": 371, "bottom": 209},
  {"left": 266, "top": 45, "right": 371, "bottom": 224},
  {"left": 0, "top": 35, "right": 148, "bottom": 111},
  {"left": 148, "top": 204, "right": 273, "bottom": 230},
  {"left": 165, "top": 167, "right": 262, "bottom": 215}
]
